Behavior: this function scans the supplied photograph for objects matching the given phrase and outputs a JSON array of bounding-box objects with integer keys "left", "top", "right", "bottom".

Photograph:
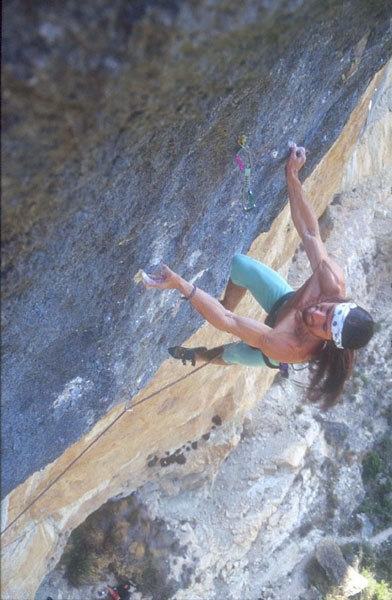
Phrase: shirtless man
[{"left": 143, "top": 144, "right": 374, "bottom": 408}]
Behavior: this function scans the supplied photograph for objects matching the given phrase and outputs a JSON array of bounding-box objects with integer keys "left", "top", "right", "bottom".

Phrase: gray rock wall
[
  {"left": 2, "top": 0, "right": 391, "bottom": 498},
  {"left": 36, "top": 62, "right": 392, "bottom": 600}
]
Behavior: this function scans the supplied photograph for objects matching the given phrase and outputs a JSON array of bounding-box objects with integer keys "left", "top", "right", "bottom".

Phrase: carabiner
[{"left": 236, "top": 135, "right": 255, "bottom": 211}]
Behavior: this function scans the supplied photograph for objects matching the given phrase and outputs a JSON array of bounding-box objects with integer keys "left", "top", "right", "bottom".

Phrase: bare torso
[{"left": 270, "top": 261, "right": 346, "bottom": 362}]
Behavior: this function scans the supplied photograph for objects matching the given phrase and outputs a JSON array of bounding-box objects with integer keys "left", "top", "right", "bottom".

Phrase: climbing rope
[
  {"left": 236, "top": 134, "right": 255, "bottom": 211},
  {"left": 1, "top": 359, "right": 213, "bottom": 538}
]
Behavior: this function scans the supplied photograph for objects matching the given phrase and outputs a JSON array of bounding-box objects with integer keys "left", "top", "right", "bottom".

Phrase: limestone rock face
[
  {"left": 2, "top": 0, "right": 391, "bottom": 497},
  {"left": 1, "top": 1, "right": 392, "bottom": 598},
  {"left": 34, "top": 62, "right": 391, "bottom": 600}
]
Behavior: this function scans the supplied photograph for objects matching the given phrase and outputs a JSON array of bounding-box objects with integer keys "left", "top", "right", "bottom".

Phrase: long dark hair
[
  {"left": 306, "top": 299, "right": 374, "bottom": 410},
  {"left": 307, "top": 341, "right": 355, "bottom": 410}
]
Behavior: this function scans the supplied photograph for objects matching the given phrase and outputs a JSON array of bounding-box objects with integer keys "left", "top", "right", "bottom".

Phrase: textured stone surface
[
  {"left": 2, "top": 61, "right": 389, "bottom": 600},
  {"left": 35, "top": 62, "right": 392, "bottom": 600},
  {"left": 2, "top": 0, "right": 391, "bottom": 498},
  {"left": 1, "top": 1, "right": 392, "bottom": 598},
  {"left": 315, "top": 540, "right": 368, "bottom": 596}
]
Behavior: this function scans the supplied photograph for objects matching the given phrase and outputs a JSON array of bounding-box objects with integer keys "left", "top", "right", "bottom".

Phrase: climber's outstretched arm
[
  {"left": 285, "top": 144, "right": 329, "bottom": 272},
  {"left": 142, "top": 265, "right": 297, "bottom": 362},
  {"left": 142, "top": 265, "right": 256, "bottom": 338},
  {"left": 285, "top": 144, "right": 345, "bottom": 296}
]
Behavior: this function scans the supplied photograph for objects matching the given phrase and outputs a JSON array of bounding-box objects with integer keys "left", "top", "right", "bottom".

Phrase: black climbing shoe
[{"left": 168, "top": 346, "right": 207, "bottom": 366}]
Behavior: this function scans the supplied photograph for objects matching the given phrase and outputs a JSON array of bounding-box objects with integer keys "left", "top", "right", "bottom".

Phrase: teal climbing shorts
[{"left": 221, "top": 254, "right": 293, "bottom": 367}]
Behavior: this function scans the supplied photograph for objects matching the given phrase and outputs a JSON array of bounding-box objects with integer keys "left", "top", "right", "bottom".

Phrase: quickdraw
[{"left": 236, "top": 134, "right": 255, "bottom": 211}]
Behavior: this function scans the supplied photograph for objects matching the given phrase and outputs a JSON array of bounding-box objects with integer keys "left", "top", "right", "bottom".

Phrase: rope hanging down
[{"left": 1, "top": 359, "right": 213, "bottom": 538}]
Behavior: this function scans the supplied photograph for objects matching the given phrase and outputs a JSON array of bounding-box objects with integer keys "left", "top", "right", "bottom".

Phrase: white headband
[{"left": 331, "top": 302, "right": 357, "bottom": 348}]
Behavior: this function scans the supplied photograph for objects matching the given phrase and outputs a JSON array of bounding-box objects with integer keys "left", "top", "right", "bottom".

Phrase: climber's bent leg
[
  {"left": 183, "top": 344, "right": 277, "bottom": 367},
  {"left": 169, "top": 346, "right": 227, "bottom": 366},
  {"left": 220, "top": 278, "right": 247, "bottom": 311},
  {"left": 221, "top": 341, "right": 279, "bottom": 367},
  {"left": 223, "top": 254, "right": 293, "bottom": 313},
  {"left": 195, "top": 346, "right": 227, "bottom": 365},
  {"left": 168, "top": 343, "right": 279, "bottom": 367}
]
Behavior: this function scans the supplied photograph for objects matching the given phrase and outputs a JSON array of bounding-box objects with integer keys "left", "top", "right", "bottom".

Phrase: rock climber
[{"left": 142, "top": 144, "right": 374, "bottom": 408}]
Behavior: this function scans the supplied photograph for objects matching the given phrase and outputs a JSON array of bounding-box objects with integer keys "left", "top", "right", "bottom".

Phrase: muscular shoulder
[{"left": 304, "top": 258, "right": 345, "bottom": 299}]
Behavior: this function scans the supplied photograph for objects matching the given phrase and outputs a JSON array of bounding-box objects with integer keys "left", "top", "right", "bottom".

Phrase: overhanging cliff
[
  {"left": 1, "top": 1, "right": 392, "bottom": 598},
  {"left": 2, "top": 0, "right": 391, "bottom": 497}
]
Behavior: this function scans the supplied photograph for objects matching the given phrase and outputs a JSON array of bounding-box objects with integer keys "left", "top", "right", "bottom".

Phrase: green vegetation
[
  {"left": 59, "top": 494, "right": 189, "bottom": 599},
  {"left": 360, "top": 567, "right": 392, "bottom": 600},
  {"left": 362, "top": 451, "right": 382, "bottom": 482},
  {"left": 361, "top": 541, "right": 392, "bottom": 589},
  {"left": 323, "top": 564, "right": 392, "bottom": 600},
  {"left": 359, "top": 435, "right": 392, "bottom": 531}
]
